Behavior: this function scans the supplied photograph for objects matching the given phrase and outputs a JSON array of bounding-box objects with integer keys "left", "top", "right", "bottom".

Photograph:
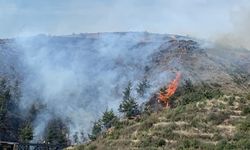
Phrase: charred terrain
[{"left": 0, "top": 32, "right": 249, "bottom": 149}]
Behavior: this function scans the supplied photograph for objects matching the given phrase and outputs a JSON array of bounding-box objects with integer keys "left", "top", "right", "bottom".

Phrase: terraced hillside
[{"left": 74, "top": 92, "right": 250, "bottom": 150}]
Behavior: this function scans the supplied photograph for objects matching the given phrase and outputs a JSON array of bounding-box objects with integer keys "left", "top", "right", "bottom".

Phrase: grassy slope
[{"left": 74, "top": 93, "right": 250, "bottom": 150}]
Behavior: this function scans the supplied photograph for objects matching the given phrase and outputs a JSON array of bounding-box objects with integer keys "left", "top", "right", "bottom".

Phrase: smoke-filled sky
[{"left": 1, "top": 0, "right": 250, "bottom": 40}]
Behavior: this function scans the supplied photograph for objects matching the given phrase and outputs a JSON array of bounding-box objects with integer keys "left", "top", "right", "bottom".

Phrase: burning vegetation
[{"left": 157, "top": 72, "right": 181, "bottom": 107}]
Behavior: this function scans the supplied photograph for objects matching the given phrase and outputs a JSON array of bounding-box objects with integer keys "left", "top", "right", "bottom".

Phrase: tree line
[
  {"left": 86, "top": 79, "right": 150, "bottom": 143},
  {"left": 0, "top": 75, "right": 150, "bottom": 146}
]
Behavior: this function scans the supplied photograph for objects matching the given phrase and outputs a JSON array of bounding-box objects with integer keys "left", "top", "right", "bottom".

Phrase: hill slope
[
  {"left": 75, "top": 93, "right": 250, "bottom": 150},
  {"left": 0, "top": 32, "right": 250, "bottom": 142}
]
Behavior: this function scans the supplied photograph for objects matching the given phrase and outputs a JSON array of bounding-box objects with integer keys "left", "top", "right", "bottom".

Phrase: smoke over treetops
[{"left": 0, "top": 32, "right": 250, "bottom": 141}]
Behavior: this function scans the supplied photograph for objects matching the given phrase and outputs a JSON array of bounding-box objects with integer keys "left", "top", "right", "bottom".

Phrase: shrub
[
  {"left": 242, "top": 106, "right": 250, "bottom": 115},
  {"left": 177, "top": 139, "right": 201, "bottom": 149},
  {"left": 139, "top": 117, "right": 158, "bottom": 131},
  {"left": 215, "top": 139, "right": 234, "bottom": 150},
  {"left": 162, "top": 127, "right": 177, "bottom": 139},
  {"left": 139, "top": 136, "right": 153, "bottom": 147},
  {"left": 247, "top": 94, "right": 250, "bottom": 100},
  {"left": 207, "top": 112, "right": 230, "bottom": 125},
  {"left": 237, "top": 116, "right": 250, "bottom": 132},
  {"left": 176, "top": 84, "right": 222, "bottom": 106},
  {"left": 212, "top": 133, "right": 223, "bottom": 141},
  {"left": 235, "top": 139, "right": 250, "bottom": 149},
  {"left": 88, "top": 145, "right": 97, "bottom": 150},
  {"left": 156, "top": 139, "right": 166, "bottom": 147},
  {"left": 108, "top": 130, "right": 120, "bottom": 140},
  {"left": 228, "top": 96, "right": 234, "bottom": 106}
]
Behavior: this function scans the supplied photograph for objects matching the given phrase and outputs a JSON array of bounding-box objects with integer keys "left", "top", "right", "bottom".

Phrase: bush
[
  {"left": 162, "top": 127, "right": 178, "bottom": 139},
  {"left": 139, "top": 119, "right": 156, "bottom": 131},
  {"left": 235, "top": 139, "right": 250, "bottom": 149},
  {"left": 228, "top": 96, "right": 235, "bottom": 106},
  {"left": 139, "top": 137, "right": 166, "bottom": 148},
  {"left": 177, "top": 139, "right": 201, "bottom": 149},
  {"left": 156, "top": 139, "right": 166, "bottom": 147},
  {"left": 139, "top": 136, "right": 153, "bottom": 147},
  {"left": 237, "top": 117, "right": 250, "bottom": 132},
  {"left": 242, "top": 106, "right": 250, "bottom": 115},
  {"left": 246, "top": 93, "right": 250, "bottom": 100},
  {"left": 176, "top": 83, "right": 222, "bottom": 106},
  {"left": 88, "top": 145, "right": 97, "bottom": 150},
  {"left": 76, "top": 145, "right": 85, "bottom": 150},
  {"left": 215, "top": 139, "right": 234, "bottom": 150},
  {"left": 108, "top": 130, "right": 120, "bottom": 140},
  {"left": 207, "top": 112, "right": 230, "bottom": 125},
  {"left": 212, "top": 133, "right": 223, "bottom": 141}
]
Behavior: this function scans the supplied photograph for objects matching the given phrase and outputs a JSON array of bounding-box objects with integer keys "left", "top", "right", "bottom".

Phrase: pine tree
[
  {"left": 136, "top": 78, "right": 150, "bottom": 97},
  {"left": 19, "top": 122, "right": 33, "bottom": 142},
  {"left": 119, "top": 82, "right": 140, "bottom": 118},
  {"left": 119, "top": 98, "right": 140, "bottom": 118},
  {"left": 123, "top": 81, "right": 132, "bottom": 101},
  {"left": 101, "top": 109, "right": 117, "bottom": 129},
  {"left": 0, "top": 77, "right": 23, "bottom": 141},
  {"left": 27, "top": 103, "right": 39, "bottom": 123},
  {"left": 0, "top": 78, "right": 11, "bottom": 140},
  {"left": 44, "top": 117, "right": 69, "bottom": 145},
  {"left": 88, "top": 120, "right": 102, "bottom": 140},
  {"left": 80, "top": 131, "right": 87, "bottom": 143},
  {"left": 73, "top": 132, "right": 79, "bottom": 145}
]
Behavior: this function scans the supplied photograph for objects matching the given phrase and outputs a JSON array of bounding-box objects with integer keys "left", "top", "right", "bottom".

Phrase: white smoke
[{"left": 14, "top": 32, "right": 174, "bottom": 140}]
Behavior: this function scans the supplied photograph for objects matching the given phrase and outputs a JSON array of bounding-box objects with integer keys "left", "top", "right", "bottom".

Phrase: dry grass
[{"left": 73, "top": 93, "right": 250, "bottom": 150}]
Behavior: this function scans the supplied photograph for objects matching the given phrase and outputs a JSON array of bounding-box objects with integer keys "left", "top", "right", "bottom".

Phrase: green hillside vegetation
[{"left": 74, "top": 83, "right": 250, "bottom": 150}]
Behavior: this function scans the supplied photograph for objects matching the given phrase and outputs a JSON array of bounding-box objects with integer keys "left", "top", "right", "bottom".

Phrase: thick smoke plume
[{"left": 14, "top": 32, "right": 174, "bottom": 140}]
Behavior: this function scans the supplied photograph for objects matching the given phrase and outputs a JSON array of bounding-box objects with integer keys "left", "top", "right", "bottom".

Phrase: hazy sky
[{"left": 0, "top": 0, "right": 249, "bottom": 38}]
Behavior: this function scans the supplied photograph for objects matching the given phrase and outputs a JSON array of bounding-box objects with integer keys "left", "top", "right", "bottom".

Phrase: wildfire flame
[{"left": 158, "top": 72, "right": 181, "bottom": 107}]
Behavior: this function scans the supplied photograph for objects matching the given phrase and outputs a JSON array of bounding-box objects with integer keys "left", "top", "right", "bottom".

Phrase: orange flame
[{"left": 158, "top": 72, "right": 181, "bottom": 107}]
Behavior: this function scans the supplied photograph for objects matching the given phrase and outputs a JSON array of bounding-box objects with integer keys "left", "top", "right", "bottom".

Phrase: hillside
[
  {"left": 0, "top": 32, "right": 250, "bottom": 145},
  {"left": 75, "top": 92, "right": 250, "bottom": 150}
]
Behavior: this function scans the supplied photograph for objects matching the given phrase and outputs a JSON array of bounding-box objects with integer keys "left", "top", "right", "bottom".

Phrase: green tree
[
  {"left": 80, "top": 131, "right": 87, "bottom": 143},
  {"left": 101, "top": 109, "right": 117, "bottom": 129},
  {"left": 0, "top": 78, "right": 11, "bottom": 139},
  {"left": 88, "top": 120, "right": 102, "bottom": 141},
  {"left": 0, "top": 95, "right": 8, "bottom": 139},
  {"left": 119, "top": 82, "right": 140, "bottom": 118},
  {"left": 44, "top": 117, "right": 69, "bottom": 145},
  {"left": 19, "top": 122, "right": 33, "bottom": 142},
  {"left": 73, "top": 132, "right": 79, "bottom": 145},
  {"left": 0, "top": 78, "right": 10, "bottom": 121},
  {"left": 123, "top": 81, "right": 132, "bottom": 101},
  {"left": 119, "top": 98, "right": 140, "bottom": 118},
  {"left": 136, "top": 78, "right": 150, "bottom": 97},
  {"left": 0, "top": 77, "right": 23, "bottom": 141}
]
